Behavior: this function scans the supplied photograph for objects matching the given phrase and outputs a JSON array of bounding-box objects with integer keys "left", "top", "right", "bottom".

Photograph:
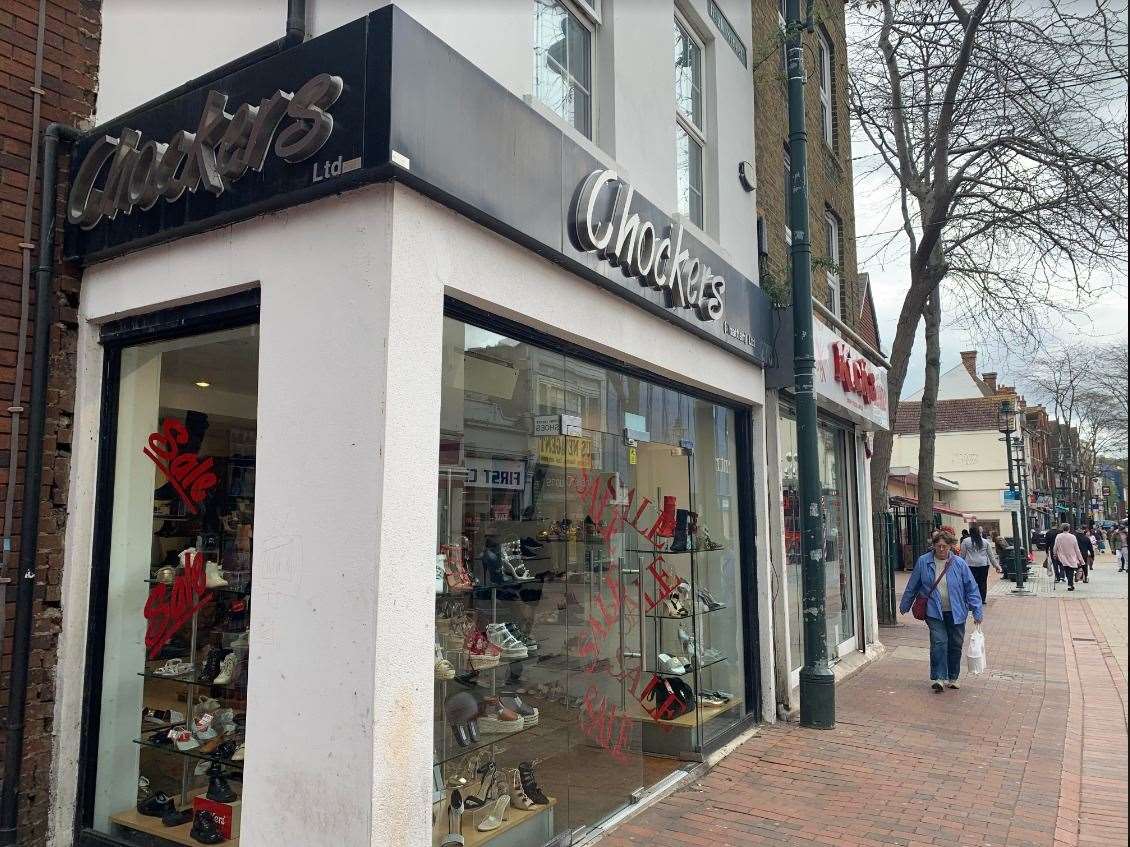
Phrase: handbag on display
[{"left": 911, "top": 559, "right": 951, "bottom": 621}]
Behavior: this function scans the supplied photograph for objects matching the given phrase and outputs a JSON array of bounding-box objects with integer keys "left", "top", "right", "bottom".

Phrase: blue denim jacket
[{"left": 899, "top": 552, "right": 984, "bottom": 624}]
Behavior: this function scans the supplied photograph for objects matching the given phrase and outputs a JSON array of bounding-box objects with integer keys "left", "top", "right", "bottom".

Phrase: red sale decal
[
  {"left": 144, "top": 549, "right": 213, "bottom": 659},
  {"left": 143, "top": 417, "right": 219, "bottom": 514}
]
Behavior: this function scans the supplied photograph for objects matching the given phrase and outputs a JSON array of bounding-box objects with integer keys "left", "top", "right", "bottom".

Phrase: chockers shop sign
[
  {"left": 570, "top": 169, "right": 725, "bottom": 322},
  {"left": 67, "top": 74, "right": 343, "bottom": 230}
]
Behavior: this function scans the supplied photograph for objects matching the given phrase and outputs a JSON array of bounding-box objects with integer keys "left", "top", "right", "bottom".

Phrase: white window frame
[
  {"left": 818, "top": 29, "right": 834, "bottom": 147},
  {"left": 674, "top": 11, "right": 707, "bottom": 226},
  {"left": 534, "top": 0, "right": 597, "bottom": 140},
  {"left": 824, "top": 210, "right": 841, "bottom": 316}
]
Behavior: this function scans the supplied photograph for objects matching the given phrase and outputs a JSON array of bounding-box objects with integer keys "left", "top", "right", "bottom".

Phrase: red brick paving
[{"left": 597, "top": 590, "right": 1127, "bottom": 847}]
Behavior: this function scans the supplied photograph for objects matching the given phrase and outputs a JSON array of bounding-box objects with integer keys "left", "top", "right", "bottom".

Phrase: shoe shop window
[
  {"left": 90, "top": 325, "right": 257, "bottom": 845},
  {"left": 434, "top": 315, "right": 751, "bottom": 844}
]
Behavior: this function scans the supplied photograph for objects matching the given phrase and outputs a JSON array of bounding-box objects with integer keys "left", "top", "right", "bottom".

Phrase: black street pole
[
  {"left": 787, "top": 0, "right": 834, "bottom": 729},
  {"left": 1001, "top": 408, "right": 1029, "bottom": 595}
]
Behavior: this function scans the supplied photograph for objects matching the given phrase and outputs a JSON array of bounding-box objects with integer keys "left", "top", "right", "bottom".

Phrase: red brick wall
[{"left": 0, "top": 1, "right": 100, "bottom": 844}]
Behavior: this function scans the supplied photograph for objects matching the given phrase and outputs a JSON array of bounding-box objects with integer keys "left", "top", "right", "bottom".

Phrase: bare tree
[
  {"left": 916, "top": 291, "right": 943, "bottom": 541},
  {"left": 849, "top": 0, "right": 1129, "bottom": 517}
]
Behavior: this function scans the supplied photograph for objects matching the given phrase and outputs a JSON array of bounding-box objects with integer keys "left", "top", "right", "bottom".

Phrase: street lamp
[{"left": 998, "top": 400, "right": 1029, "bottom": 594}]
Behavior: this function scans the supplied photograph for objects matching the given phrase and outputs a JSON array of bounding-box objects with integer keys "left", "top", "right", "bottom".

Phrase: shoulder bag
[{"left": 912, "top": 559, "right": 951, "bottom": 621}]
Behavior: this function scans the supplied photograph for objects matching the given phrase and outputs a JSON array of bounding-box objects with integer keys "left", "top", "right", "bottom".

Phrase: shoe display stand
[{"left": 117, "top": 499, "right": 251, "bottom": 846}]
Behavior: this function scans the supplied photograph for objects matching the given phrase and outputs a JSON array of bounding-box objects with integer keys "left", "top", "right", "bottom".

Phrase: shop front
[
  {"left": 767, "top": 318, "right": 889, "bottom": 703},
  {"left": 54, "top": 8, "right": 778, "bottom": 847}
]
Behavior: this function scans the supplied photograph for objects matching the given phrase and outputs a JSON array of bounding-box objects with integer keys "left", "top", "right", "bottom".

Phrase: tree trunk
[
  {"left": 916, "top": 289, "right": 943, "bottom": 549},
  {"left": 869, "top": 261, "right": 935, "bottom": 514}
]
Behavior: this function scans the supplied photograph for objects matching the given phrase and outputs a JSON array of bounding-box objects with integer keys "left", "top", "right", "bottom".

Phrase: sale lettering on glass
[
  {"left": 144, "top": 548, "right": 213, "bottom": 659},
  {"left": 143, "top": 417, "right": 220, "bottom": 513},
  {"left": 831, "top": 341, "right": 878, "bottom": 405}
]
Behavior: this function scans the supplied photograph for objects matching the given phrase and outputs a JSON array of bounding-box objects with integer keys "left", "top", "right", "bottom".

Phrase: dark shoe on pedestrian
[
  {"left": 946, "top": 680, "right": 961, "bottom": 689},
  {"left": 1068, "top": 586, "right": 1075, "bottom": 591},
  {"left": 931, "top": 681, "right": 944, "bottom": 692}
]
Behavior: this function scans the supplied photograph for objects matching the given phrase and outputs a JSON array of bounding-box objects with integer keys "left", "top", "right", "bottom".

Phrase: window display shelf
[
  {"left": 434, "top": 797, "right": 557, "bottom": 847},
  {"left": 110, "top": 807, "right": 240, "bottom": 847},
  {"left": 626, "top": 547, "right": 725, "bottom": 555},
  {"left": 142, "top": 578, "right": 252, "bottom": 597},
  {"left": 645, "top": 604, "right": 727, "bottom": 620},
  {"left": 628, "top": 697, "right": 742, "bottom": 728},
  {"left": 133, "top": 736, "right": 243, "bottom": 768},
  {"left": 138, "top": 671, "right": 246, "bottom": 691},
  {"left": 648, "top": 655, "right": 727, "bottom": 677},
  {"left": 434, "top": 714, "right": 563, "bottom": 769}
]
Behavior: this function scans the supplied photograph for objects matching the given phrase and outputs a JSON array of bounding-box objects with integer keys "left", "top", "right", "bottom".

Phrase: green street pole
[{"left": 787, "top": 0, "right": 834, "bottom": 729}]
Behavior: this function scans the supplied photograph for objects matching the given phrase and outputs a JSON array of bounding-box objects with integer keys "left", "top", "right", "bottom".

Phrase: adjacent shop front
[
  {"left": 55, "top": 8, "right": 779, "bottom": 847},
  {"left": 767, "top": 317, "right": 889, "bottom": 702}
]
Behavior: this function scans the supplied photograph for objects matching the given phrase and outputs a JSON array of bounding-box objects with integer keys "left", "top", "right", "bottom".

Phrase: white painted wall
[
  {"left": 904, "top": 362, "right": 984, "bottom": 402},
  {"left": 52, "top": 180, "right": 772, "bottom": 847},
  {"left": 94, "top": 0, "right": 759, "bottom": 279}
]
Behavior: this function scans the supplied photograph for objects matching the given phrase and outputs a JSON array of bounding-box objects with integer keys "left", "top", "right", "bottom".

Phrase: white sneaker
[
  {"left": 205, "top": 560, "right": 228, "bottom": 588},
  {"left": 213, "top": 652, "right": 238, "bottom": 685}
]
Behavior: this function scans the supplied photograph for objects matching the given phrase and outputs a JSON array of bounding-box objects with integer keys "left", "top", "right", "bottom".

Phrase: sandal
[
  {"left": 435, "top": 644, "right": 456, "bottom": 680},
  {"left": 508, "top": 767, "right": 537, "bottom": 810},
  {"left": 154, "top": 658, "right": 194, "bottom": 678},
  {"left": 476, "top": 795, "right": 510, "bottom": 832}
]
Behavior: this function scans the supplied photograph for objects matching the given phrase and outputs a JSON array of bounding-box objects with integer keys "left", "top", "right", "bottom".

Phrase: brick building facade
[
  {"left": 750, "top": 0, "right": 881, "bottom": 348},
  {"left": 0, "top": 2, "right": 101, "bottom": 844}
]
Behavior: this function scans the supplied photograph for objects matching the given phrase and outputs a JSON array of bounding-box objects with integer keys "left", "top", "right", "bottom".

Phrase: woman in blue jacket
[{"left": 899, "top": 530, "right": 985, "bottom": 691}]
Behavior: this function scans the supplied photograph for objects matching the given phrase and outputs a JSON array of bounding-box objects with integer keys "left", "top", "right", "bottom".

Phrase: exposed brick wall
[
  {"left": 0, "top": 1, "right": 100, "bottom": 844},
  {"left": 751, "top": 0, "right": 864, "bottom": 336}
]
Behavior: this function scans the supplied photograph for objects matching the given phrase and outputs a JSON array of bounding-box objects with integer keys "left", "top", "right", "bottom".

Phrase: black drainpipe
[
  {"left": 0, "top": 2, "right": 308, "bottom": 841},
  {"left": 0, "top": 121, "right": 79, "bottom": 846}
]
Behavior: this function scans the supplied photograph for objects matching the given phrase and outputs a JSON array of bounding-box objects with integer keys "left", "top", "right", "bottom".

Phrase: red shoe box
[{"left": 192, "top": 794, "right": 241, "bottom": 839}]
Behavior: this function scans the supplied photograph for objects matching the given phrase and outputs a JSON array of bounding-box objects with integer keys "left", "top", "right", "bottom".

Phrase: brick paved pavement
[{"left": 596, "top": 564, "right": 1127, "bottom": 847}]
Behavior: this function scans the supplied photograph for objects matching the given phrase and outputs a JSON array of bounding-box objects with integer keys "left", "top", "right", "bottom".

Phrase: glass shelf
[
  {"left": 645, "top": 604, "right": 727, "bottom": 620},
  {"left": 133, "top": 736, "right": 243, "bottom": 768},
  {"left": 648, "top": 655, "right": 728, "bottom": 677},
  {"left": 626, "top": 547, "right": 725, "bottom": 555},
  {"left": 433, "top": 712, "right": 562, "bottom": 768},
  {"left": 138, "top": 671, "right": 246, "bottom": 691}
]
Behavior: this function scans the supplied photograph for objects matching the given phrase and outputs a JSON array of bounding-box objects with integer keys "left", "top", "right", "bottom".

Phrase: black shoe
[
  {"left": 931, "top": 682, "right": 944, "bottom": 692},
  {"left": 518, "top": 761, "right": 550, "bottom": 805},
  {"left": 206, "top": 774, "right": 238, "bottom": 803},
  {"left": 162, "top": 807, "right": 194, "bottom": 827},
  {"left": 137, "top": 792, "right": 175, "bottom": 817},
  {"left": 198, "top": 648, "right": 227, "bottom": 684},
  {"left": 670, "top": 509, "right": 689, "bottom": 553},
  {"left": 190, "top": 810, "right": 226, "bottom": 844}
]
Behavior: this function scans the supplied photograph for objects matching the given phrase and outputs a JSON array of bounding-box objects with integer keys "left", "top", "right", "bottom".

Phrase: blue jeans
[{"left": 926, "top": 612, "right": 965, "bottom": 682}]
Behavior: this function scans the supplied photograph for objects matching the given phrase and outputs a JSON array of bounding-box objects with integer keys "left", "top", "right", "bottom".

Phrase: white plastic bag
[{"left": 966, "top": 626, "right": 987, "bottom": 675}]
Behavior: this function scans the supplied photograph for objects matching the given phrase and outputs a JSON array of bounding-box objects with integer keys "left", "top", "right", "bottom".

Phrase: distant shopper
[
  {"left": 899, "top": 530, "right": 984, "bottom": 692},
  {"left": 991, "top": 532, "right": 1012, "bottom": 576},
  {"left": 1094, "top": 528, "right": 1106, "bottom": 553},
  {"left": 1053, "top": 523, "right": 1085, "bottom": 590},
  {"left": 961, "top": 528, "right": 970, "bottom": 542},
  {"left": 1116, "top": 525, "right": 1128, "bottom": 573},
  {"left": 1047, "top": 526, "right": 1064, "bottom": 582},
  {"left": 959, "top": 523, "right": 1000, "bottom": 604},
  {"left": 1074, "top": 526, "right": 1094, "bottom": 583}
]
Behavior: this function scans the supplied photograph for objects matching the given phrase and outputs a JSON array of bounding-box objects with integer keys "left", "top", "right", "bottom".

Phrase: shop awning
[{"left": 889, "top": 495, "right": 964, "bottom": 518}]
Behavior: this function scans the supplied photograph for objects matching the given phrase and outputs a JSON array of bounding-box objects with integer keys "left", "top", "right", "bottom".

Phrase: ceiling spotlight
[{"left": 195, "top": 381, "right": 211, "bottom": 388}]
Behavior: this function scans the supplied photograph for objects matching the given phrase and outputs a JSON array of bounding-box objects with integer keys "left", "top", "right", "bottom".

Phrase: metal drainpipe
[
  {"left": 0, "top": 121, "right": 80, "bottom": 846},
  {"left": 1, "top": 0, "right": 48, "bottom": 686}
]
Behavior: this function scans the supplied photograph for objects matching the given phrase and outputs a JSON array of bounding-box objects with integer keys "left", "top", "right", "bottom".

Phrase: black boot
[
  {"left": 671, "top": 509, "right": 689, "bottom": 553},
  {"left": 189, "top": 810, "right": 226, "bottom": 844},
  {"left": 207, "top": 773, "right": 238, "bottom": 803}
]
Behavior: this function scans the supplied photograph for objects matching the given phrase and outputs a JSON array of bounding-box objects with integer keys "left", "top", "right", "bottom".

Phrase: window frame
[
  {"left": 818, "top": 29, "right": 834, "bottom": 148},
  {"left": 674, "top": 10, "right": 707, "bottom": 227},
  {"left": 534, "top": 0, "right": 597, "bottom": 140},
  {"left": 824, "top": 210, "right": 842, "bottom": 317}
]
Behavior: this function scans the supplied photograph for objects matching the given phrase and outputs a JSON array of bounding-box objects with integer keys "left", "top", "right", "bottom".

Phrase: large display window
[
  {"left": 780, "top": 406, "right": 859, "bottom": 676},
  {"left": 84, "top": 321, "right": 258, "bottom": 846},
  {"left": 433, "top": 315, "right": 752, "bottom": 846}
]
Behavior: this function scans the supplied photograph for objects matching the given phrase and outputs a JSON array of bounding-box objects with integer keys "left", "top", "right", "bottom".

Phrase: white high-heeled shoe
[{"left": 476, "top": 794, "right": 511, "bottom": 832}]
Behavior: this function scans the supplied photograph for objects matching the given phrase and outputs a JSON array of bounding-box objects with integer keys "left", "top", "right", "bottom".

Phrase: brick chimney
[
  {"left": 960, "top": 350, "right": 977, "bottom": 377},
  {"left": 982, "top": 372, "right": 997, "bottom": 392}
]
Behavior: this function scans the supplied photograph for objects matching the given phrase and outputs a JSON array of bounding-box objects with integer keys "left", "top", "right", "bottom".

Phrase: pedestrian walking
[
  {"left": 992, "top": 531, "right": 1012, "bottom": 577},
  {"left": 959, "top": 522, "right": 1000, "bottom": 604},
  {"left": 1074, "top": 525, "right": 1094, "bottom": 583},
  {"left": 1047, "top": 525, "right": 1064, "bottom": 582},
  {"left": 899, "top": 530, "right": 984, "bottom": 692},
  {"left": 1116, "top": 525, "right": 1128, "bottom": 573},
  {"left": 1052, "top": 523, "right": 1085, "bottom": 590}
]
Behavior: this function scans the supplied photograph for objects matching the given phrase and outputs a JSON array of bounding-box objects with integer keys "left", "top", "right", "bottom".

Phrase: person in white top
[{"left": 959, "top": 523, "right": 1001, "bottom": 604}]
